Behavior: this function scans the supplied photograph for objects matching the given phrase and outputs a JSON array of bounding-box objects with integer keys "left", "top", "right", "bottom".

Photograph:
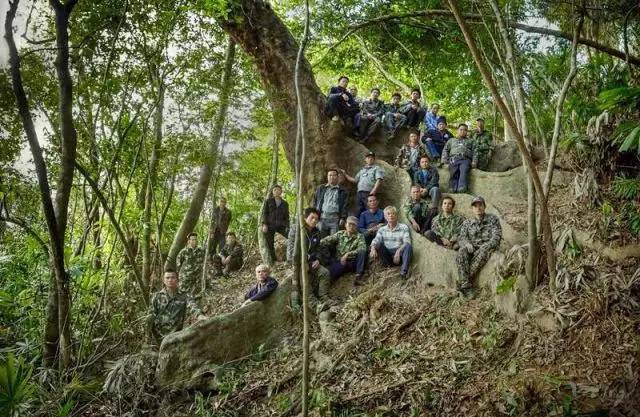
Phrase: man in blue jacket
[
  {"left": 242, "top": 264, "right": 279, "bottom": 306},
  {"left": 358, "top": 194, "right": 386, "bottom": 245},
  {"left": 422, "top": 116, "right": 453, "bottom": 160},
  {"left": 313, "top": 169, "right": 348, "bottom": 237}
]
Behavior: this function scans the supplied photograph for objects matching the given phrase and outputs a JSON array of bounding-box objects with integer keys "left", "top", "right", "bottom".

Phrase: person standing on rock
[
  {"left": 403, "top": 185, "right": 436, "bottom": 233},
  {"left": 241, "top": 264, "right": 279, "bottom": 307},
  {"left": 176, "top": 232, "right": 205, "bottom": 295},
  {"left": 325, "top": 75, "right": 359, "bottom": 128},
  {"left": 455, "top": 196, "right": 502, "bottom": 297},
  {"left": 210, "top": 196, "right": 232, "bottom": 254},
  {"left": 320, "top": 216, "right": 368, "bottom": 286},
  {"left": 358, "top": 194, "right": 386, "bottom": 246},
  {"left": 340, "top": 151, "right": 384, "bottom": 213},
  {"left": 148, "top": 269, "right": 203, "bottom": 344},
  {"left": 470, "top": 117, "right": 493, "bottom": 171},
  {"left": 370, "top": 206, "right": 413, "bottom": 280},
  {"left": 395, "top": 130, "right": 429, "bottom": 181},
  {"left": 425, "top": 196, "right": 465, "bottom": 249},
  {"left": 422, "top": 116, "right": 453, "bottom": 160},
  {"left": 357, "top": 88, "right": 385, "bottom": 143},
  {"left": 313, "top": 169, "right": 348, "bottom": 237},
  {"left": 424, "top": 103, "right": 440, "bottom": 131},
  {"left": 212, "top": 232, "right": 244, "bottom": 277},
  {"left": 287, "top": 207, "right": 333, "bottom": 306},
  {"left": 441, "top": 123, "right": 476, "bottom": 193},
  {"left": 414, "top": 156, "right": 441, "bottom": 208},
  {"left": 261, "top": 185, "right": 290, "bottom": 262},
  {"left": 383, "top": 93, "right": 407, "bottom": 141},
  {"left": 399, "top": 88, "right": 427, "bottom": 129}
]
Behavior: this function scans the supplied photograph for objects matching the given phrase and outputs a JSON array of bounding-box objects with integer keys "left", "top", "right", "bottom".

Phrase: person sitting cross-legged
[
  {"left": 413, "top": 156, "right": 441, "bottom": 208},
  {"left": 422, "top": 116, "right": 453, "bottom": 160},
  {"left": 455, "top": 196, "right": 502, "bottom": 297},
  {"left": 441, "top": 123, "right": 476, "bottom": 193},
  {"left": 369, "top": 206, "right": 413, "bottom": 280},
  {"left": 357, "top": 88, "right": 385, "bottom": 143},
  {"left": 403, "top": 185, "right": 437, "bottom": 233},
  {"left": 383, "top": 92, "right": 408, "bottom": 141},
  {"left": 399, "top": 88, "right": 427, "bottom": 129},
  {"left": 148, "top": 270, "right": 203, "bottom": 344},
  {"left": 241, "top": 264, "right": 279, "bottom": 307},
  {"left": 358, "top": 194, "right": 386, "bottom": 245},
  {"left": 320, "top": 216, "right": 367, "bottom": 286},
  {"left": 395, "top": 130, "right": 429, "bottom": 181},
  {"left": 212, "top": 232, "right": 244, "bottom": 277},
  {"left": 424, "top": 196, "right": 465, "bottom": 249}
]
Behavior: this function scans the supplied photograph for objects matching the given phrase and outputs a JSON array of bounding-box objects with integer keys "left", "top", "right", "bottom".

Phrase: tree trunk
[{"left": 258, "top": 129, "right": 280, "bottom": 266}]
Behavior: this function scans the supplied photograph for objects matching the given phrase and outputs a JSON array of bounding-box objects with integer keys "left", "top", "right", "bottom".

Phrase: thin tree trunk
[
  {"left": 165, "top": 38, "right": 236, "bottom": 271},
  {"left": 446, "top": 0, "right": 557, "bottom": 284},
  {"left": 258, "top": 129, "right": 280, "bottom": 266}
]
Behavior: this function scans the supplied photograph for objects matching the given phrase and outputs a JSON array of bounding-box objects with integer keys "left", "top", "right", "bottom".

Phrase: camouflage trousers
[
  {"left": 309, "top": 264, "right": 331, "bottom": 302},
  {"left": 455, "top": 243, "right": 497, "bottom": 289}
]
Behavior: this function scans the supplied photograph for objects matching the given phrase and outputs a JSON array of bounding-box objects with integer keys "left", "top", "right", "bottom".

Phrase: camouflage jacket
[
  {"left": 441, "top": 137, "right": 476, "bottom": 164},
  {"left": 177, "top": 246, "right": 205, "bottom": 293},
  {"left": 220, "top": 241, "right": 243, "bottom": 259},
  {"left": 360, "top": 99, "right": 385, "bottom": 118},
  {"left": 149, "top": 289, "right": 200, "bottom": 341},
  {"left": 395, "top": 144, "right": 429, "bottom": 169},
  {"left": 458, "top": 213, "right": 502, "bottom": 250},
  {"left": 402, "top": 198, "right": 431, "bottom": 223},
  {"left": 320, "top": 230, "right": 366, "bottom": 260},
  {"left": 470, "top": 130, "right": 493, "bottom": 168},
  {"left": 431, "top": 213, "right": 465, "bottom": 242}
]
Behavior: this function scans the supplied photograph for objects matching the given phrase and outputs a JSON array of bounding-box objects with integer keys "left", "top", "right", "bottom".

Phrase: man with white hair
[
  {"left": 369, "top": 206, "right": 413, "bottom": 279},
  {"left": 242, "top": 264, "right": 279, "bottom": 306}
]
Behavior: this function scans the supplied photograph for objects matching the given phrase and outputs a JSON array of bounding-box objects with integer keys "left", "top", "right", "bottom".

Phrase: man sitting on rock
[
  {"left": 287, "top": 207, "right": 332, "bottom": 305},
  {"left": 470, "top": 117, "right": 493, "bottom": 171},
  {"left": 341, "top": 151, "right": 384, "bottom": 213},
  {"left": 422, "top": 116, "right": 452, "bottom": 160},
  {"left": 455, "top": 196, "right": 502, "bottom": 297},
  {"left": 325, "top": 75, "right": 359, "bottom": 127},
  {"left": 403, "top": 185, "right": 436, "bottom": 233},
  {"left": 357, "top": 88, "right": 385, "bottom": 143},
  {"left": 441, "top": 123, "right": 475, "bottom": 193},
  {"left": 425, "top": 196, "right": 465, "bottom": 249},
  {"left": 399, "top": 88, "right": 427, "bottom": 129},
  {"left": 313, "top": 169, "right": 348, "bottom": 237},
  {"left": 395, "top": 130, "right": 429, "bottom": 181},
  {"left": 383, "top": 92, "right": 407, "bottom": 141},
  {"left": 149, "top": 269, "right": 203, "bottom": 344},
  {"left": 370, "top": 206, "right": 413, "bottom": 280},
  {"left": 320, "top": 216, "right": 367, "bottom": 286},
  {"left": 414, "top": 156, "right": 441, "bottom": 208},
  {"left": 176, "top": 232, "right": 205, "bottom": 295},
  {"left": 358, "top": 194, "right": 386, "bottom": 245},
  {"left": 212, "top": 232, "right": 244, "bottom": 277},
  {"left": 242, "top": 264, "right": 279, "bottom": 307}
]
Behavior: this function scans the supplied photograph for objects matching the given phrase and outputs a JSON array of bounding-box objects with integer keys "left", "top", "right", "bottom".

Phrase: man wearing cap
[
  {"left": 399, "top": 88, "right": 427, "bottom": 129},
  {"left": 455, "top": 196, "right": 502, "bottom": 297},
  {"left": 424, "top": 103, "right": 440, "bottom": 131},
  {"left": 441, "top": 123, "right": 476, "bottom": 193},
  {"left": 370, "top": 206, "right": 412, "bottom": 280},
  {"left": 341, "top": 152, "right": 385, "bottom": 213},
  {"left": 313, "top": 169, "right": 348, "bottom": 237},
  {"left": 470, "top": 117, "right": 493, "bottom": 171},
  {"left": 425, "top": 196, "right": 465, "bottom": 249},
  {"left": 383, "top": 92, "right": 408, "bottom": 141},
  {"left": 403, "top": 185, "right": 436, "bottom": 233},
  {"left": 320, "top": 216, "right": 368, "bottom": 285},
  {"left": 357, "top": 88, "right": 385, "bottom": 143},
  {"left": 358, "top": 194, "right": 386, "bottom": 245},
  {"left": 422, "top": 116, "right": 453, "bottom": 160}
]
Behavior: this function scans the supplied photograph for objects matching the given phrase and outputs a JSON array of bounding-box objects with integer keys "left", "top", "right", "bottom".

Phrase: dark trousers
[
  {"left": 357, "top": 117, "right": 380, "bottom": 142},
  {"left": 327, "top": 250, "right": 367, "bottom": 279},
  {"left": 357, "top": 190, "right": 371, "bottom": 213},
  {"left": 376, "top": 244, "right": 412, "bottom": 275},
  {"left": 423, "top": 138, "right": 444, "bottom": 159},
  {"left": 264, "top": 225, "right": 288, "bottom": 261},
  {"left": 212, "top": 254, "right": 242, "bottom": 274},
  {"left": 384, "top": 112, "right": 407, "bottom": 135},
  {"left": 404, "top": 108, "right": 426, "bottom": 128},
  {"left": 424, "top": 230, "right": 444, "bottom": 246},
  {"left": 448, "top": 158, "right": 471, "bottom": 193},
  {"left": 412, "top": 206, "right": 438, "bottom": 233},
  {"left": 325, "top": 95, "right": 358, "bottom": 121},
  {"left": 211, "top": 230, "right": 226, "bottom": 254}
]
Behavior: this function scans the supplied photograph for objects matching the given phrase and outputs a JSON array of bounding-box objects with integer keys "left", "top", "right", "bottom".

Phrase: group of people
[{"left": 148, "top": 75, "right": 503, "bottom": 343}]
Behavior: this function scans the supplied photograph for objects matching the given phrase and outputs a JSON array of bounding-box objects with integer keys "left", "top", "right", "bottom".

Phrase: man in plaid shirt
[{"left": 369, "top": 206, "right": 413, "bottom": 280}]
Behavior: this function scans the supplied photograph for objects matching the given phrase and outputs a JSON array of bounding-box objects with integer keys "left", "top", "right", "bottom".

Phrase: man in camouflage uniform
[
  {"left": 470, "top": 117, "right": 493, "bottom": 171},
  {"left": 425, "top": 196, "right": 465, "bottom": 249},
  {"left": 177, "top": 232, "right": 205, "bottom": 295},
  {"left": 357, "top": 88, "right": 385, "bottom": 143},
  {"left": 383, "top": 93, "right": 408, "bottom": 141},
  {"left": 455, "top": 196, "right": 502, "bottom": 297},
  {"left": 441, "top": 123, "right": 476, "bottom": 193},
  {"left": 320, "top": 216, "right": 367, "bottom": 286},
  {"left": 403, "top": 185, "right": 436, "bottom": 233},
  {"left": 148, "top": 270, "right": 202, "bottom": 344},
  {"left": 210, "top": 197, "right": 232, "bottom": 254},
  {"left": 395, "top": 130, "right": 429, "bottom": 181},
  {"left": 212, "top": 232, "right": 244, "bottom": 277}
]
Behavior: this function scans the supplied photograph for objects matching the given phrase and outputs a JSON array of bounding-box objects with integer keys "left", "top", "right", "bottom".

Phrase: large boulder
[
  {"left": 437, "top": 166, "right": 528, "bottom": 205},
  {"left": 156, "top": 279, "right": 293, "bottom": 388}
]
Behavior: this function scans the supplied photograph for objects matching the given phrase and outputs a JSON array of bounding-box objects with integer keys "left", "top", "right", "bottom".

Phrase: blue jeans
[
  {"left": 423, "top": 138, "right": 440, "bottom": 159},
  {"left": 327, "top": 250, "right": 367, "bottom": 279},
  {"left": 422, "top": 186, "right": 442, "bottom": 209},
  {"left": 449, "top": 158, "right": 471, "bottom": 193},
  {"left": 376, "top": 244, "right": 412, "bottom": 275}
]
